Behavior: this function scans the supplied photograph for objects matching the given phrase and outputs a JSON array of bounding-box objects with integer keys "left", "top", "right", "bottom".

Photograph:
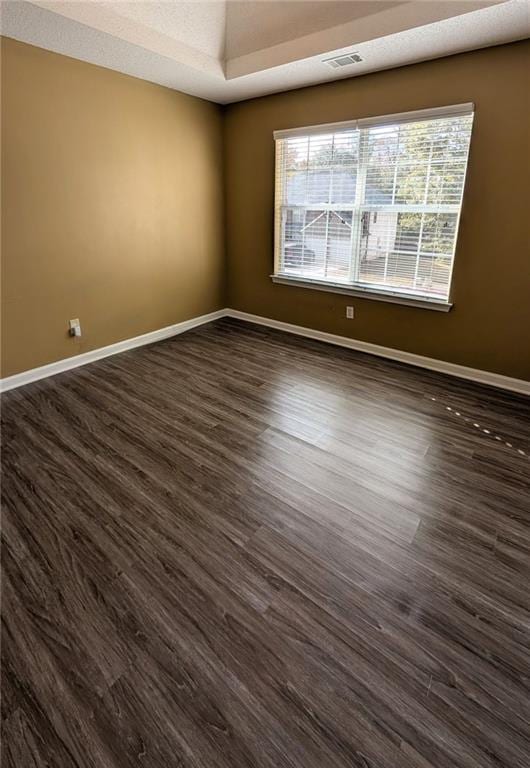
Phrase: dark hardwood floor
[{"left": 2, "top": 317, "right": 529, "bottom": 768}]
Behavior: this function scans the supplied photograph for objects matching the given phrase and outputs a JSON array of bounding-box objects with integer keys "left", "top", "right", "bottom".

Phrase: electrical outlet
[
  {"left": 69, "top": 318, "right": 82, "bottom": 337},
  {"left": 346, "top": 306, "right": 354, "bottom": 319}
]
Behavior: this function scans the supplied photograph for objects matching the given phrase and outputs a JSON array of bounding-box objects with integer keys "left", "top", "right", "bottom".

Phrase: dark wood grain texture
[{"left": 2, "top": 317, "right": 529, "bottom": 768}]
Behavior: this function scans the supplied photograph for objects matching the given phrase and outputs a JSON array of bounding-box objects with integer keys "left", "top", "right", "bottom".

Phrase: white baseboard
[
  {"left": 225, "top": 309, "right": 530, "bottom": 396},
  {"left": 0, "top": 309, "right": 226, "bottom": 392},
  {"left": 2, "top": 307, "right": 528, "bottom": 395}
]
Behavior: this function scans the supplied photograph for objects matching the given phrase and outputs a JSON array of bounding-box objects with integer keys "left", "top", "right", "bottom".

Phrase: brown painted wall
[
  {"left": 224, "top": 41, "right": 530, "bottom": 380},
  {"left": 1, "top": 38, "right": 224, "bottom": 377},
  {"left": 2, "top": 39, "right": 529, "bottom": 381}
]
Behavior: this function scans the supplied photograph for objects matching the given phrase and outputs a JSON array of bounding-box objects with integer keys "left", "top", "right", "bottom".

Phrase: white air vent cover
[{"left": 323, "top": 53, "right": 363, "bottom": 69}]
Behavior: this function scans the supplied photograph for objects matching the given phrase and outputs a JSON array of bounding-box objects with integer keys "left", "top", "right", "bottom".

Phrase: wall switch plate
[
  {"left": 69, "top": 318, "right": 82, "bottom": 337},
  {"left": 346, "top": 306, "right": 354, "bottom": 319}
]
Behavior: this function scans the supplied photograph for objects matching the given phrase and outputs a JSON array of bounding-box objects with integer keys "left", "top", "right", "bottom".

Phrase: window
[{"left": 273, "top": 104, "right": 474, "bottom": 309}]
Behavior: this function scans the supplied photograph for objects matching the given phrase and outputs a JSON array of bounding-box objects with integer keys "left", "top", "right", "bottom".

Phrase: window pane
[
  {"left": 363, "top": 116, "right": 473, "bottom": 209},
  {"left": 426, "top": 161, "right": 467, "bottom": 205},
  {"left": 330, "top": 169, "right": 356, "bottom": 204},
  {"left": 307, "top": 170, "right": 331, "bottom": 204},
  {"left": 281, "top": 208, "right": 352, "bottom": 282},
  {"left": 281, "top": 208, "right": 326, "bottom": 276},
  {"left": 285, "top": 170, "right": 307, "bottom": 205},
  {"left": 395, "top": 165, "right": 428, "bottom": 205},
  {"left": 308, "top": 134, "right": 334, "bottom": 167},
  {"left": 326, "top": 210, "right": 353, "bottom": 281},
  {"left": 331, "top": 130, "right": 359, "bottom": 168},
  {"left": 284, "top": 137, "right": 309, "bottom": 170},
  {"left": 358, "top": 211, "right": 458, "bottom": 296},
  {"left": 284, "top": 207, "right": 304, "bottom": 246},
  {"left": 364, "top": 125, "right": 398, "bottom": 204}
]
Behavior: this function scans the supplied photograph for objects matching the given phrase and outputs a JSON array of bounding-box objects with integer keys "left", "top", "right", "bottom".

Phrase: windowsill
[{"left": 270, "top": 274, "right": 453, "bottom": 312}]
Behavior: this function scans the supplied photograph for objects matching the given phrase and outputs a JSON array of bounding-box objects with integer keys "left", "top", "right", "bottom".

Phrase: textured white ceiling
[
  {"left": 225, "top": 1, "right": 402, "bottom": 59},
  {"left": 1, "top": 1, "right": 528, "bottom": 103},
  {"left": 109, "top": 1, "right": 227, "bottom": 58}
]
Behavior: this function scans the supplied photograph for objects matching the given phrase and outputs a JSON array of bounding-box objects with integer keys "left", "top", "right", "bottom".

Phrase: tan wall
[
  {"left": 224, "top": 41, "right": 530, "bottom": 381},
  {"left": 1, "top": 37, "right": 225, "bottom": 378},
  {"left": 2, "top": 39, "right": 529, "bottom": 381}
]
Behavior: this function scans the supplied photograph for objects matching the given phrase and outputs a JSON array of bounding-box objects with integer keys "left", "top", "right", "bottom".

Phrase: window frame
[{"left": 272, "top": 103, "right": 474, "bottom": 311}]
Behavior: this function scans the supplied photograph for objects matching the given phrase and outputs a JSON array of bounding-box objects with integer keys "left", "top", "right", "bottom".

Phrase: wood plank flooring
[{"left": 2, "top": 317, "right": 529, "bottom": 768}]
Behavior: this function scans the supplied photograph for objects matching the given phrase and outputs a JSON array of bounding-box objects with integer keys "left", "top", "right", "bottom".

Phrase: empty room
[{"left": 1, "top": 1, "right": 529, "bottom": 766}]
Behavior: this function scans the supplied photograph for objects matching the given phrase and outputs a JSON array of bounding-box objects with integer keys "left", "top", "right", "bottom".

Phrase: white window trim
[
  {"left": 272, "top": 103, "right": 474, "bottom": 310},
  {"left": 270, "top": 274, "right": 453, "bottom": 312}
]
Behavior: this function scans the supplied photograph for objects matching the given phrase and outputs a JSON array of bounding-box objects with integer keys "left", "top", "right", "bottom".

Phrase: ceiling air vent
[{"left": 323, "top": 53, "right": 363, "bottom": 69}]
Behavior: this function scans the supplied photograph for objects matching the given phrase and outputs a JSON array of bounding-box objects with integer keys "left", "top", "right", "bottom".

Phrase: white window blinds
[{"left": 274, "top": 105, "right": 474, "bottom": 304}]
